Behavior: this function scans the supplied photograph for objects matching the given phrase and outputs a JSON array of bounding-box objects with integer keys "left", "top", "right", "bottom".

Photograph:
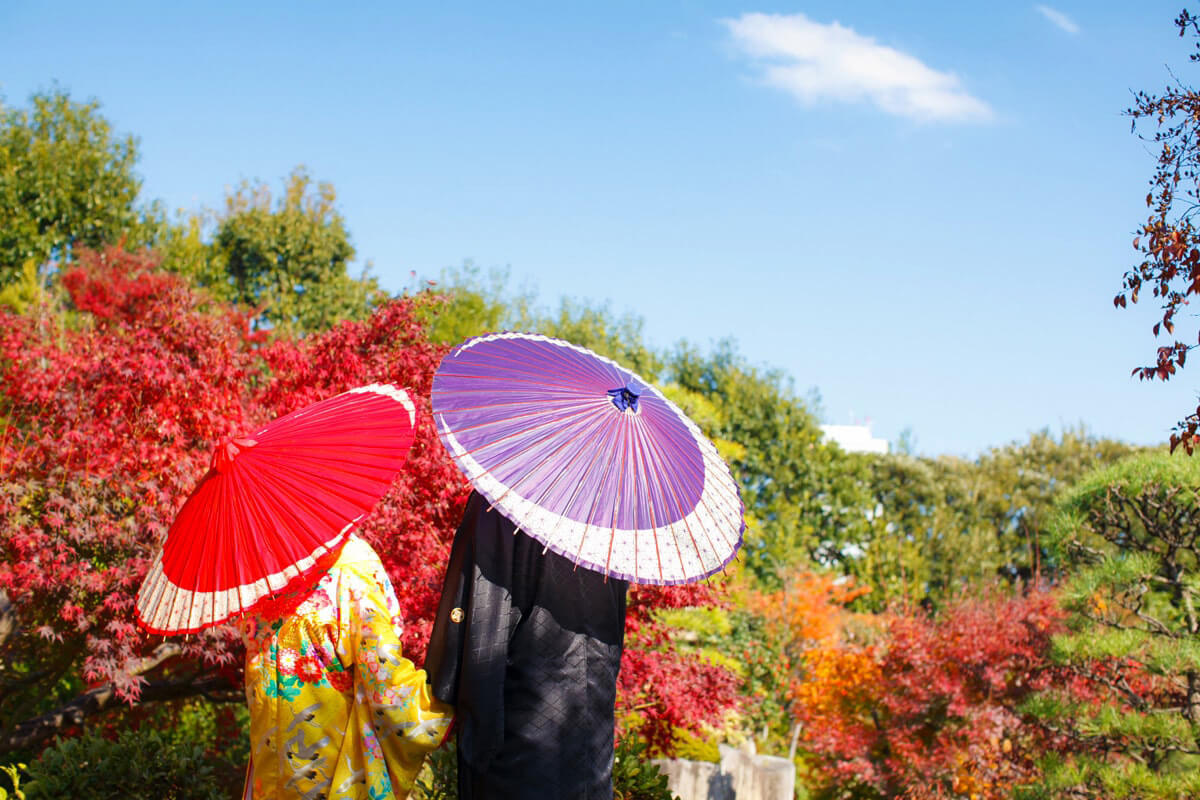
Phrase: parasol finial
[
  {"left": 606, "top": 386, "right": 640, "bottom": 413},
  {"left": 211, "top": 437, "right": 258, "bottom": 473}
]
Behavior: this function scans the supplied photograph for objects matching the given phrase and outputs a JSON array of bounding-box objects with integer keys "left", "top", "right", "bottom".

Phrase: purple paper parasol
[{"left": 432, "top": 332, "right": 745, "bottom": 584}]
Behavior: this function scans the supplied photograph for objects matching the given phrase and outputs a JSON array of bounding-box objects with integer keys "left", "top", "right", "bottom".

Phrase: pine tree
[{"left": 1022, "top": 452, "right": 1200, "bottom": 799}]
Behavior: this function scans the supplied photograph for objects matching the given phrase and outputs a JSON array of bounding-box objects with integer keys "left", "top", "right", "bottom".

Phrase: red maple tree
[{"left": 0, "top": 246, "right": 468, "bottom": 751}]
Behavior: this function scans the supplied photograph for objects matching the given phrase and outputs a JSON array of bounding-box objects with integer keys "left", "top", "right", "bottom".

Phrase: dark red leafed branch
[{"left": 1118, "top": 11, "right": 1200, "bottom": 451}]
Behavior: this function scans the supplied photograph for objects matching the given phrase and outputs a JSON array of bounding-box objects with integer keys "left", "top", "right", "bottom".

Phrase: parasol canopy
[
  {"left": 136, "top": 383, "right": 417, "bottom": 634},
  {"left": 432, "top": 332, "right": 744, "bottom": 584}
]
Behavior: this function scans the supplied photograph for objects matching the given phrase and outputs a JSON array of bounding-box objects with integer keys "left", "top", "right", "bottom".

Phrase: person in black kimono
[{"left": 424, "top": 491, "right": 629, "bottom": 799}]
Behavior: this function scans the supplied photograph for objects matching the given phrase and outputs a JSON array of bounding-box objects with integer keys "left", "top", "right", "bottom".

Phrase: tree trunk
[
  {"left": 0, "top": 589, "right": 14, "bottom": 650},
  {"left": 0, "top": 643, "right": 239, "bottom": 754}
]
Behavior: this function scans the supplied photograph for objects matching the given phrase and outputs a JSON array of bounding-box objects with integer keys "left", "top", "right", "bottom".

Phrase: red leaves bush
[
  {"left": 795, "top": 590, "right": 1066, "bottom": 800},
  {"left": 618, "top": 582, "right": 742, "bottom": 755}
]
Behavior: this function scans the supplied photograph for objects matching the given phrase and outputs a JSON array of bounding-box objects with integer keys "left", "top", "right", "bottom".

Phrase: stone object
[{"left": 653, "top": 741, "right": 795, "bottom": 800}]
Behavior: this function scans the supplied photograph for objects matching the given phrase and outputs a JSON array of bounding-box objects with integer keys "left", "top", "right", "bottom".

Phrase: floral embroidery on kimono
[{"left": 242, "top": 534, "right": 452, "bottom": 800}]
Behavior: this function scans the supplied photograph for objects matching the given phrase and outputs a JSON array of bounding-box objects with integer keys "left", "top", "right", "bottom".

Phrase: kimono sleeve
[
  {"left": 341, "top": 562, "right": 453, "bottom": 791},
  {"left": 424, "top": 492, "right": 524, "bottom": 772}
]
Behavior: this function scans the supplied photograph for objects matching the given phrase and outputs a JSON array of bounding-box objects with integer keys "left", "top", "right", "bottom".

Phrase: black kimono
[{"left": 424, "top": 492, "right": 629, "bottom": 800}]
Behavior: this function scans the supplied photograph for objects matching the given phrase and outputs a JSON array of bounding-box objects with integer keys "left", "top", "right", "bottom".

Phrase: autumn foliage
[
  {"left": 0, "top": 246, "right": 741, "bottom": 755},
  {"left": 789, "top": 590, "right": 1066, "bottom": 800},
  {"left": 1117, "top": 10, "right": 1200, "bottom": 451},
  {"left": 617, "top": 582, "right": 744, "bottom": 755},
  {"left": 1, "top": 248, "right": 257, "bottom": 727},
  {"left": 744, "top": 570, "right": 1071, "bottom": 799}
]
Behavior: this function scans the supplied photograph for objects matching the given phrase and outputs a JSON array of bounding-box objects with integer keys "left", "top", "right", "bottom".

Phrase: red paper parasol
[{"left": 136, "top": 384, "right": 417, "bottom": 634}]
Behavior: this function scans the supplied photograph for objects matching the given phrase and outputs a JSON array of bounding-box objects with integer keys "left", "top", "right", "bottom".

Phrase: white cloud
[
  {"left": 723, "top": 12, "right": 993, "bottom": 123},
  {"left": 1034, "top": 5, "right": 1080, "bottom": 35}
]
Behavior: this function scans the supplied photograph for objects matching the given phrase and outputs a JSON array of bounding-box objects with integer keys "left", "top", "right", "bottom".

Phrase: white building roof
[{"left": 820, "top": 424, "right": 889, "bottom": 454}]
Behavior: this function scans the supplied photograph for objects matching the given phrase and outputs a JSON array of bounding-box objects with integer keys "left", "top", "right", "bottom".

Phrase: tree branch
[
  {"left": 0, "top": 589, "right": 14, "bottom": 650},
  {"left": 1079, "top": 607, "right": 1178, "bottom": 640},
  {"left": 0, "top": 643, "right": 238, "bottom": 754}
]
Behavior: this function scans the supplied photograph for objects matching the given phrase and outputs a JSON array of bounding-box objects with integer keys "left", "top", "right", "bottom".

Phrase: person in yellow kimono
[{"left": 241, "top": 533, "right": 453, "bottom": 800}]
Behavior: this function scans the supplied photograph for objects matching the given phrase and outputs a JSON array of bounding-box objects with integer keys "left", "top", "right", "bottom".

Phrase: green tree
[
  {"left": 523, "top": 298, "right": 662, "bottom": 378},
  {"left": 419, "top": 264, "right": 660, "bottom": 374},
  {"left": 854, "top": 452, "right": 968, "bottom": 609},
  {"left": 418, "top": 263, "right": 521, "bottom": 346},
  {"left": 973, "top": 428, "right": 1142, "bottom": 584},
  {"left": 0, "top": 90, "right": 158, "bottom": 284},
  {"left": 1022, "top": 452, "right": 1200, "bottom": 799},
  {"left": 0, "top": 262, "right": 46, "bottom": 315},
  {"left": 852, "top": 430, "right": 1142, "bottom": 611},
  {"left": 206, "top": 167, "right": 383, "bottom": 335},
  {"left": 670, "top": 341, "right": 870, "bottom": 586}
]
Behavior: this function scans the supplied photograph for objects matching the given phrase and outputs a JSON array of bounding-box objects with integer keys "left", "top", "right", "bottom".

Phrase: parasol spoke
[
  {"left": 483, "top": 407, "right": 617, "bottom": 520},
  {"left": 224, "top": 467, "right": 270, "bottom": 613},
  {"left": 629, "top": 414, "right": 711, "bottom": 577},
  {"left": 434, "top": 399, "right": 609, "bottom": 437},
  {"left": 439, "top": 401, "right": 607, "bottom": 464},
  {"left": 602, "top": 414, "right": 635, "bottom": 578},
  {"left": 627, "top": 416, "right": 657, "bottom": 580},
  {"left": 531, "top": 412, "right": 624, "bottom": 557},
  {"left": 571, "top": 411, "right": 625, "bottom": 569},
  {"left": 473, "top": 334, "right": 625, "bottom": 387},
  {"left": 224, "top": 464, "right": 286, "bottom": 599},
  {"left": 257, "top": 457, "right": 392, "bottom": 510},
  {"left": 639, "top": 411, "right": 743, "bottom": 546},
  {"left": 696, "top": 449, "right": 747, "bottom": 537},
  {"left": 173, "top": 476, "right": 224, "bottom": 602}
]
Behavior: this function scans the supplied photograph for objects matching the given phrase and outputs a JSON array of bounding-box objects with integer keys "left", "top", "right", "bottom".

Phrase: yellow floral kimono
[{"left": 241, "top": 534, "right": 453, "bottom": 800}]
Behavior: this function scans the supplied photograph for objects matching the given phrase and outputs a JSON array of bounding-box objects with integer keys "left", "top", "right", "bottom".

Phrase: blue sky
[{"left": 2, "top": 1, "right": 1197, "bottom": 456}]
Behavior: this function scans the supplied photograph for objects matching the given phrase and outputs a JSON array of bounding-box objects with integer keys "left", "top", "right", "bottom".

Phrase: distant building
[{"left": 820, "top": 424, "right": 889, "bottom": 454}]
